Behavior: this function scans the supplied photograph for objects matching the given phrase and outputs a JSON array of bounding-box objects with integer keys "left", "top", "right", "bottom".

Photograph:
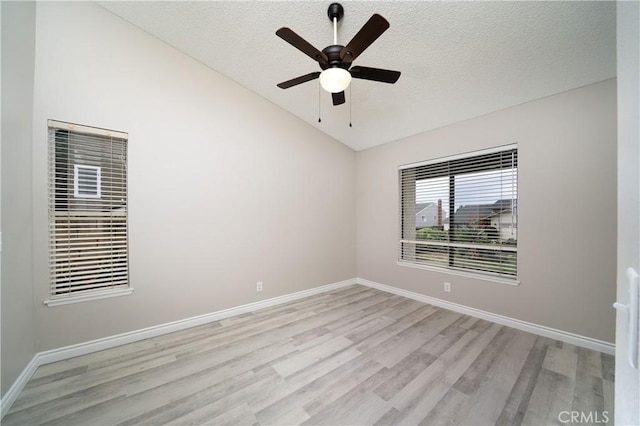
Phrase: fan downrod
[{"left": 327, "top": 3, "right": 344, "bottom": 22}]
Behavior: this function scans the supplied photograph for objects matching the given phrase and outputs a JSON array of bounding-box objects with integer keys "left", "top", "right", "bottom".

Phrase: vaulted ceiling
[{"left": 98, "top": 1, "right": 616, "bottom": 151}]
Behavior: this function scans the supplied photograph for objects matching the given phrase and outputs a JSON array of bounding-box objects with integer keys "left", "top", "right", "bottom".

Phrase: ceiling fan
[{"left": 276, "top": 3, "right": 401, "bottom": 106}]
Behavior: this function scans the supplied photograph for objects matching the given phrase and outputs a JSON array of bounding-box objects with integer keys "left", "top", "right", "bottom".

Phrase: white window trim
[
  {"left": 44, "top": 287, "right": 135, "bottom": 307},
  {"left": 48, "top": 119, "right": 128, "bottom": 139}
]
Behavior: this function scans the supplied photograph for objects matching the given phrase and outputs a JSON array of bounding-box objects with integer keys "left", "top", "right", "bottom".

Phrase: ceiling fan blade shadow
[
  {"left": 332, "top": 91, "right": 346, "bottom": 105},
  {"left": 277, "top": 72, "right": 321, "bottom": 89},
  {"left": 340, "top": 14, "right": 389, "bottom": 63},
  {"left": 350, "top": 66, "right": 400, "bottom": 84},
  {"left": 276, "top": 27, "right": 329, "bottom": 64}
]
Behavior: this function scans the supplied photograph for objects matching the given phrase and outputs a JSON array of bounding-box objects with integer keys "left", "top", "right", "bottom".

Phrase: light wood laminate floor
[{"left": 4, "top": 285, "right": 614, "bottom": 425}]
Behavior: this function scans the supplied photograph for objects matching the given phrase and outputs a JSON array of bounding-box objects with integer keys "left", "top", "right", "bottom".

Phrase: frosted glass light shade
[{"left": 319, "top": 68, "right": 352, "bottom": 93}]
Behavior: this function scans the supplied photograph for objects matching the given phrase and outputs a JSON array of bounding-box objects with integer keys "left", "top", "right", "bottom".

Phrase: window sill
[
  {"left": 396, "top": 261, "right": 520, "bottom": 286},
  {"left": 44, "top": 287, "right": 134, "bottom": 307}
]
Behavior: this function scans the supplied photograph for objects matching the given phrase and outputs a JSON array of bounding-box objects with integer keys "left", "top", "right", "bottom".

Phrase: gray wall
[
  {"left": 28, "top": 2, "right": 356, "bottom": 351},
  {"left": 1, "top": 1, "right": 38, "bottom": 396},
  {"left": 357, "top": 79, "right": 617, "bottom": 343}
]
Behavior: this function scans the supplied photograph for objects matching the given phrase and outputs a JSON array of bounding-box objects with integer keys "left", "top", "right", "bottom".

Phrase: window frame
[
  {"left": 44, "top": 120, "right": 133, "bottom": 307},
  {"left": 397, "top": 144, "right": 519, "bottom": 285}
]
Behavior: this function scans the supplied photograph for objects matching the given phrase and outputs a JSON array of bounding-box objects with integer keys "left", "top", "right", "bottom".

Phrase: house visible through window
[
  {"left": 47, "top": 120, "right": 130, "bottom": 304},
  {"left": 399, "top": 145, "right": 518, "bottom": 280}
]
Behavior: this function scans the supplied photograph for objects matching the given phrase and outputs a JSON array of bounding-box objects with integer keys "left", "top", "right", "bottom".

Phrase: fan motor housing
[{"left": 320, "top": 45, "right": 350, "bottom": 70}]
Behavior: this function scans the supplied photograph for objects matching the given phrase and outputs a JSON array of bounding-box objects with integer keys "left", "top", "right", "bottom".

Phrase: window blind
[
  {"left": 399, "top": 145, "right": 518, "bottom": 279},
  {"left": 48, "top": 120, "right": 129, "bottom": 297}
]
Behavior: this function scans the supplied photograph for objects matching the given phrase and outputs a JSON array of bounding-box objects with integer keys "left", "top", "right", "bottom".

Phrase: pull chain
[
  {"left": 318, "top": 83, "right": 322, "bottom": 123},
  {"left": 349, "top": 85, "right": 352, "bottom": 127}
]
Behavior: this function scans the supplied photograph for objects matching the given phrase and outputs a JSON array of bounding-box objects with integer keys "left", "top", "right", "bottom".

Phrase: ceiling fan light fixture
[{"left": 319, "top": 67, "right": 351, "bottom": 93}]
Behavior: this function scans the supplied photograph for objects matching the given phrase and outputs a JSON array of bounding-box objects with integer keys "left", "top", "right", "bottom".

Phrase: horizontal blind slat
[{"left": 52, "top": 281, "right": 129, "bottom": 293}]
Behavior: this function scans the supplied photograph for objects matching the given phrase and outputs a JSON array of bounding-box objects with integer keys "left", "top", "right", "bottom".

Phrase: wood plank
[
  {"left": 303, "top": 390, "right": 389, "bottom": 425},
  {"left": 246, "top": 348, "right": 363, "bottom": 413},
  {"left": 521, "top": 369, "right": 574, "bottom": 426},
  {"left": 601, "top": 352, "right": 615, "bottom": 381},
  {"left": 202, "top": 403, "right": 259, "bottom": 426},
  {"left": 602, "top": 379, "right": 614, "bottom": 426},
  {"left": 495, "top": 336, "right": 551, "bottom": 426},
  {"left": 116, "top": 367, "right": 279, "bottom": 426},
  {"left": 418, "top": 388, "right": 469, "bottom": 425},
  {"left": 302, "top": 359, "right": 386, "bottom": 417},
  {"left": 457, "top": 330, "right": 537, "bottom": 425},
  {"left": 255, "top": 357, "right": 384, "bottom": 423},
  {"left": 542, "top": 345, "right": 578, "bottom": 379},
  {"left": 272, "top": 336, "right": 353, "bottom": 378},
  {"left": 386, "top": 323, "right": 503, "bottom": 424},
  {"left": 369, "top": 308, "right": 460, "bottom": 368},
  {"left": 372, "top": 348, "right": 438, "bottom": 401}
]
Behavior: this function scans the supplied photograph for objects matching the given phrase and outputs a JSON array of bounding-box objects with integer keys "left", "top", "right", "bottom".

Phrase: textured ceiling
[{"left": 98, "top": 1, "right": 616, "bottom": 151}]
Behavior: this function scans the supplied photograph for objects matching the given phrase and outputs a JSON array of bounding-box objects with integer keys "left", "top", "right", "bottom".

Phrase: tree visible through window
[{"left": 399, "top": 146, "right": 518, "bottom": 279}]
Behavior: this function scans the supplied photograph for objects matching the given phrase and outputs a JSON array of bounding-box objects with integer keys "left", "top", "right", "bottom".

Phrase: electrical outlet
[
  {"left": 256, "top": 281, "right": 263, "bottom": 292},
  {"left": 444, "top": 282, "right": 451, "bottom": 293}
]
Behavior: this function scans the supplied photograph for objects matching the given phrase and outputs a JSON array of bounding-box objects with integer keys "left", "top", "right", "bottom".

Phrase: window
[
  {"left": 399, "top": 145, "right": 518, "bottom": 281},
  {"left": 46, "top": 120, "right": 131, "bottom": 305}
]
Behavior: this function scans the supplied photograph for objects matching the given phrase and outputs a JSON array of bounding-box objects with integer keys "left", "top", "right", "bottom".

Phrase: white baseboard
[
  {"left": 0, "top": 278, "right": 356, "bottom": 419},
  {"left": 356, "top": 277, "right": 615, "bottom": 355},
  {"left": 37, "top": 278, "right": 356, "bottom": 366},
  {"left": 0, "top": 356, "right": 40, "bottom": 419}
]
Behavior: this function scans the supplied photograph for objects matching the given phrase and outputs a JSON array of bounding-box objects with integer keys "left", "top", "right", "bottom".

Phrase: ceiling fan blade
[
  {"left": 350, "top": 66, "right": 401, "bottom": 84},
  {"left": 340, "top": 14, "right": 389, "bottom": 63},
  {"left": 277, "top": 72, "right": 321, "bottom": 89},
  {"left": 332, "top": 91, "right": 346, "bottom": 105},
  {"left": 276, "top": 27, "right": 329, "bottom": 64}
]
